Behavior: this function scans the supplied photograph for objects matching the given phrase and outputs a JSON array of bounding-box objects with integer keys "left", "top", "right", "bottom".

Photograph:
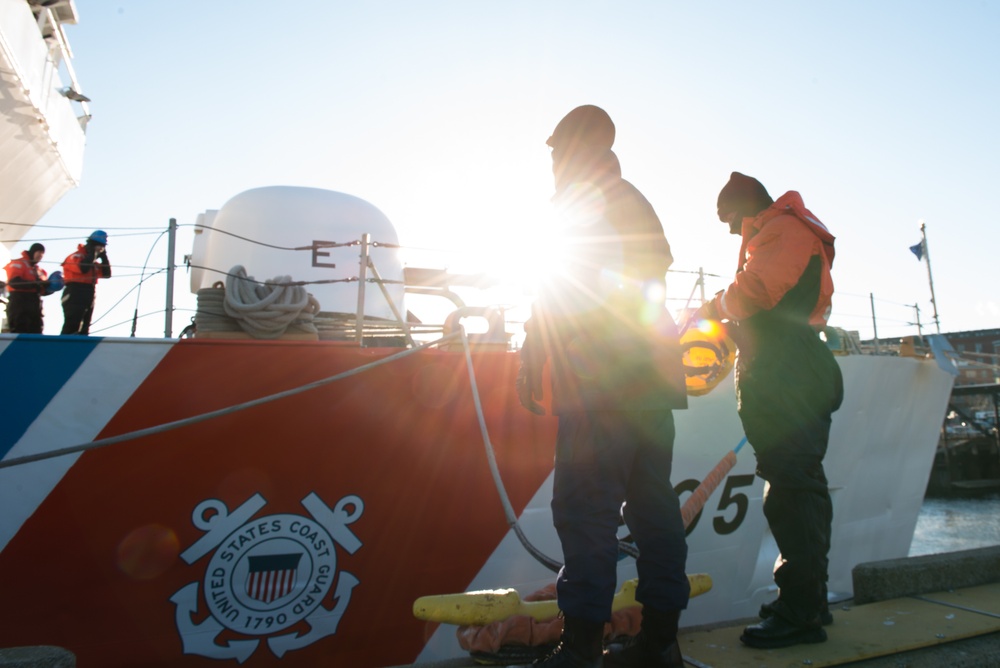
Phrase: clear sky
[{"left": 12, "top": 0, "right": 1000, "bottom": 340}]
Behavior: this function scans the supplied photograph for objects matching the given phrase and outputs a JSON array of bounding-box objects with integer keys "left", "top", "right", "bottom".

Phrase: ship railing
[
  {"left": 188, "top": 233, "right": 953, "bottom": 357},
  {"left": 32, "top": 0, "right": 91, "bottom": 123}
]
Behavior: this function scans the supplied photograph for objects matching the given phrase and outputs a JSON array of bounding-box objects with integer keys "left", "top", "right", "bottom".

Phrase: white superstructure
[
  {"left": 0, "top": 0, "right": 89, "bottom": 249},
  {"left": 189, "top": 186, "right": 407, "bottom": 319}
]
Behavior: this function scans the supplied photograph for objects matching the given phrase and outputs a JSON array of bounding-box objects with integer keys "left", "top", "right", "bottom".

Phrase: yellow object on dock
[{"left": 412, "top": 574, "right": 712, "bottom": 626}]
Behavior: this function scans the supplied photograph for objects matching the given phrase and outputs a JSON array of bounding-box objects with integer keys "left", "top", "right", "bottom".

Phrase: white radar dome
[{"left": 189, "top": 186, "right": 405, "bottom": 320}]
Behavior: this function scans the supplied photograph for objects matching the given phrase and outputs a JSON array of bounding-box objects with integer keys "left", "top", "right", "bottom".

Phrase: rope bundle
[
  {"left": 223, "top": 265, "right": 321, "bottom": 339},
  {"left": 194, "top": 286, "right": 240, "bottom": 332}
]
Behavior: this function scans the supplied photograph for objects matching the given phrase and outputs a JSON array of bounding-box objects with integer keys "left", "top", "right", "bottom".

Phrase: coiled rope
[{"left": 223, "top": 265, "right": 321, "bottom": 338}]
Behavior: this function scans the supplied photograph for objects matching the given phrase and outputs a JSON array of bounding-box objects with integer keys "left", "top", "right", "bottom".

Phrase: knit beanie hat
[
  {"left": 717, "top": 172, "right": 773, "bottom": 218},
  {"left": 547, "top": 105, "right": 616, "bottom": 152},
  {"left": 28, "top": 243, "right": 45, "bottom": 254}
]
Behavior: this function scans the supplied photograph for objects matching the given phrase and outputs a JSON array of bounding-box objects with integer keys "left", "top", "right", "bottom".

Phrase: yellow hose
[{"left": 413, "top": 573, "right": 712, "bottom": 626}]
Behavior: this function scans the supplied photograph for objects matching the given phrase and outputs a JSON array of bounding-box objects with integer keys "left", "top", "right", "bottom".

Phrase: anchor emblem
[{"left": 170, "top": 492, "right": 363, "bottom": 662}]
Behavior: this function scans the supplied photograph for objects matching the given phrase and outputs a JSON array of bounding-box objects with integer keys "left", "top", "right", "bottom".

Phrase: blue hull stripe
[{"left": 0, "top": 335, "right": 101, "bottom": 460}]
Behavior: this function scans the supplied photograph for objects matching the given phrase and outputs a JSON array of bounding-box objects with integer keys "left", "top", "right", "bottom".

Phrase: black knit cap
[
  {"left": 28, "top": 243, "right": 45, "bottom": 254},
  {"left": 717, "top": 172, "right": 773, "bottom": 218},
  {"left": 547, "top": 105, "right": 615, "bottom": 151}
]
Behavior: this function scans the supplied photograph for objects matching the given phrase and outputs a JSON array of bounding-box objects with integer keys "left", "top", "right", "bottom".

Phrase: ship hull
[{"left": 0, "top": 334, "right": 954, "bottom": 667}]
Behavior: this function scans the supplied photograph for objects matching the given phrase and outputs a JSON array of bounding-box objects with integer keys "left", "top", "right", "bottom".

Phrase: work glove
[
  {"left": 516, "top": 363, "right": 545, "bottom": 415},
  {"left": 689, "top": 297, "right": 742, "bottom": 349},
  {"left": 99, "top": 251, "right": 109, "bottom": 263}
]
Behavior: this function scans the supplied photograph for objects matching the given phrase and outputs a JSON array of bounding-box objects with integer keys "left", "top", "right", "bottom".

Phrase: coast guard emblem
[{"left": 170, "top": 492, "right": 363, "bottom": 662}]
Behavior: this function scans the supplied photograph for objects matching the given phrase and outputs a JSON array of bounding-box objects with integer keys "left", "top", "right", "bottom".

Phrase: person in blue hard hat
[
  {"left": 60, "top": 230, "right": 112, "bottom": 335},
  {"left": 516, "top": 105, "right": 689, "bottom": 668},
  {"left": 4, "top": 243, "right": 49, "bottom": 333}
]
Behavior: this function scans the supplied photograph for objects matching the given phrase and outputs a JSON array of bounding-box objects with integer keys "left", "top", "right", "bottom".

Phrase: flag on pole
[{"left": 909, "top": 242, "right": 923, "bottom": 261}]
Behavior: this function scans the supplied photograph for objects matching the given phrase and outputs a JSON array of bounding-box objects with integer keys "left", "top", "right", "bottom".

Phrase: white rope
[
  {"left": 223, "top": 265, "right": 320, "bottom": 338},
  {"left": 457, "top": 326, "right": 640, "bottom": 570},
  {"left": 458, "top": 327, "right": 563, "bottom": 572}
]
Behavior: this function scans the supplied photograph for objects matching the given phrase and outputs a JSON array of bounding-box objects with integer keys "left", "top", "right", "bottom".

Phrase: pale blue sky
[{"left": 19, "top": 1, "right": 1000, "bottom": 338}]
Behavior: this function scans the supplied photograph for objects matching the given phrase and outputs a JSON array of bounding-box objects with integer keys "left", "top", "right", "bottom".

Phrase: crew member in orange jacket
[
  {"left": 4, "top": 243, "right": 49, "bottom": 333},
  {"left": 61, "top": 230, "right": 111, "bottom": 335},
  {"left": 694, "top": 173, "right": 843, "bottom": 649}
]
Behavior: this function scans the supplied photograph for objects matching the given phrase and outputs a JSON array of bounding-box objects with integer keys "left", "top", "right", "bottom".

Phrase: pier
[{"left": 933, "top": 381, "right": 1000, "bottom": 495}]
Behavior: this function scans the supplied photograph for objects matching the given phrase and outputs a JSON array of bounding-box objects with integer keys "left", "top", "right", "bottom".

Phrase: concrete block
[
  {"left": 853, "top": 545, "right": 1000, "bottom": 604},
  {"left": 0, "top": 647, "right": 74, "bottom": 668}
]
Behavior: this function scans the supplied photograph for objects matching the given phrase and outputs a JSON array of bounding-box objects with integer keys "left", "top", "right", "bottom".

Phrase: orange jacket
[
  {"left": 4, "top": 251, "right": 48, "bottom": 293},
  {"left": 711, "top": 191, "right": 835, "bottom": 328},
  {"left": 62, "top": 244, "right": 109, "bottom": 285}
]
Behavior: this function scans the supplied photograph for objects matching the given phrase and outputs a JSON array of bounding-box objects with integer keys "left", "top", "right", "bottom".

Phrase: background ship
[{"left": 0, "top": 0, "right": 89, "bottom": 248}]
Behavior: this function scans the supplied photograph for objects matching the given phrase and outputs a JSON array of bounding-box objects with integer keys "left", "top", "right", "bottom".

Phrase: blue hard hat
[
  {"left": 43, "top": 270, "right": 64, "bottom": 296},
  {"left": 88, "top": 230, "right": 108, "bottom": 245}
]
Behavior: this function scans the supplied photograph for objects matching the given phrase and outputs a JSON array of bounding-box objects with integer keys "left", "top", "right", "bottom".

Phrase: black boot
[
  {"left": 759, "top": 598, "right": 833, "bottom": 626},
  {"left": 604, "top": 608, "right": 683, "bottom": 668},
  {"left": 760, "top": 580, "right": 833, "bottom": 626},
  {"left": 526, "top": 616, "right": 605, "bottom": 668},
  {"left": 741, "top": 600, "right": 826, "bottom": 649}
]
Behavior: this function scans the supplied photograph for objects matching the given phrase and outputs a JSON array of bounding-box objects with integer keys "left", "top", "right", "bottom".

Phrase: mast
[
  {"left": 165, "top": 218, "right": 176, "bottom": 338},
  {"left": 869, "top": 292, "right": 881, "bottom": 354},
  {"left": 918, "top": 221, "right": 941, "bottom": 334}
]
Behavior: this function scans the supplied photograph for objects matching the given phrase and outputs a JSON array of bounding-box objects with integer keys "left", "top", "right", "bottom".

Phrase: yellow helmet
[{"left": 681, "top": 319, "right": 735, "bottom": 396}]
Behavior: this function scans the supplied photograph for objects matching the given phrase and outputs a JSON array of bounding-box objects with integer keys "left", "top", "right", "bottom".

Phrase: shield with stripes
[{"left": 245, "top": 552, "right": 302, "bottom": 603}]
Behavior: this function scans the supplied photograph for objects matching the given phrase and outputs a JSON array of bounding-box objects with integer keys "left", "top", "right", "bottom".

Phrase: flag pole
[{"left": 919, "top": 221, "right": 941, "bottom": 334}]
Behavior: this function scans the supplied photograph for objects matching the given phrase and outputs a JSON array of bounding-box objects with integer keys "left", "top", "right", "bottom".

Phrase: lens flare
[
  {"left": 117, "top": 524, "right": 180, "bottom": 580},
  {"left": 642, "top": 281, "right": 666, "bottom": 304},
  {"left": 697, "top": 318, "right": 721, "bottom": 336}
]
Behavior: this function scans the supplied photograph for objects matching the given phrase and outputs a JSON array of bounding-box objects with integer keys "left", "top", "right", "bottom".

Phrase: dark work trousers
[
  {"left": 6, "top": 292, "right": 43, "bottom": 333},
  {"left": 755, "top": 448, "right": 832, "bottom": 620},
  {"left": 552, "top": 409, "right": 689, "bottom": 623},
  {"left": 61, "top": 283, "right": 97, "bottom": 335},
  {"left": 736, "top": 329, "right": 842, "bottom": 623}
]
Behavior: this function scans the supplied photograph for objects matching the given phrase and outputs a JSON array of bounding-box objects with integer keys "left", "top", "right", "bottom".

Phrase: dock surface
[
  {"left": 390, "top": 546, "right": 1000, "bottom": 668},
  {"left": 678, "top": 582, "right": 1000, "bottom": 667}
]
